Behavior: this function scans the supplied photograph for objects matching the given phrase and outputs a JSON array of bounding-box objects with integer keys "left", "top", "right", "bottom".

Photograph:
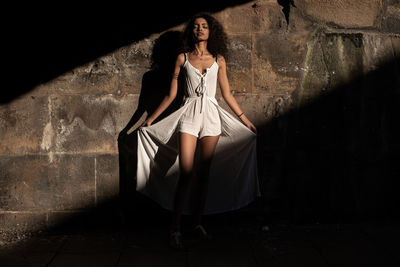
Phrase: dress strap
[{"left": 184, "top": 52, "right": 187, "bottom": 62}]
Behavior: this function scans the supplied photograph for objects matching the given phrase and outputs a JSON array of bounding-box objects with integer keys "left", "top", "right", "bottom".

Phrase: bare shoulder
[
  {"left": 217, "top": 54, "right": 226, "bottom": 65},
  {"left": 176, "top": 53, "right": 186, "bottom": 66},
  {"left": 216, "top": 54, "right": 226, "bottom": 68}
]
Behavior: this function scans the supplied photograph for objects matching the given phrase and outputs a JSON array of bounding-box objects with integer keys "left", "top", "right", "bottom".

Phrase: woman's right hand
[{"left": 139, "top": 117, "right": 153, "bottom": 128}]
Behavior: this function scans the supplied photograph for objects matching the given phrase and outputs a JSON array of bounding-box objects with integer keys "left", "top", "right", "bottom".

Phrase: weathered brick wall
[{"left": 1, "top": 0, "right": 400, "bottom": 244}]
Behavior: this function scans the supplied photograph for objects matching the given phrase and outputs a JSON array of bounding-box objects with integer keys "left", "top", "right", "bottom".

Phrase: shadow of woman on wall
[{"left": 117, "top": 30, "right": 185, "bottom": 226}]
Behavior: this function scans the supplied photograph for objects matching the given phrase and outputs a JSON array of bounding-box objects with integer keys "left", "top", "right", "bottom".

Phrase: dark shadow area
[
  {"left": 257, "top": 56, "right": 400, "bottom": 225},
  {"left": 277, "top": 0, "right": 296, "bottom": 26},
  {"left": 3, "top": 0, "right": 251, "bottom": 104},
  {"left": 117, "top": 30, "right": 185, "bottom": 224}
]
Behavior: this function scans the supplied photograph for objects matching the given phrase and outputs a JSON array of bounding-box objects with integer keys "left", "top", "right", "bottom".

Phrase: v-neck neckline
[{"left": 186, "top": 57, "right": 217, "bottom": 76}]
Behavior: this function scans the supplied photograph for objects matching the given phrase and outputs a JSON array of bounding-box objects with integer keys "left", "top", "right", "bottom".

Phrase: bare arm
[
  {"left": 217, "top": 55, "right": 257, "bottom": 134},
  {"left": 140, "top": 53, "right": 185, "bottom": 127}
]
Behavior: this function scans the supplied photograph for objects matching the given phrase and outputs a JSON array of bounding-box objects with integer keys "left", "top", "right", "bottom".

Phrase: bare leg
[
  {"left": 170, "top": 132, "right": 198, "bottom": 232},
  {"left": 191, "top": 135, "right": 220, "bottom": 227}
]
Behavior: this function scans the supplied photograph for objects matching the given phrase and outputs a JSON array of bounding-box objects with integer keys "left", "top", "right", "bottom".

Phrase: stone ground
[{"left": 0, "top": 209, "right": 399, "bottom": 267}]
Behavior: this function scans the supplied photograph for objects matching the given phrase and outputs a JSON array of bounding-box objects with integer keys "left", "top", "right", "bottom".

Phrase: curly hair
[{"left": 182, "top": 12, "right": 229, "bottom": 61}]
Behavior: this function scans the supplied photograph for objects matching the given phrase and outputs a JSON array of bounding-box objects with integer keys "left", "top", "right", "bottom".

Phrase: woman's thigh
[
  {"left": 179, "top": 132, "right": 198, "bottom": 174},
  {"left": 197, "top": 135, "right": 220, "bottom": 169}
]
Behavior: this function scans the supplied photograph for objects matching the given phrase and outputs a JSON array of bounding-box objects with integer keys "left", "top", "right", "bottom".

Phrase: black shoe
[
  {"left": 170, "top": 231, "right": 184, "bottom": 250},
  {"left": 191, "top": 224, "right": 213, "bottom": 241}
]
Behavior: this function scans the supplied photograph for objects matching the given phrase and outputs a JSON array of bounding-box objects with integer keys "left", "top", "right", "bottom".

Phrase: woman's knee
[
  {"left": 198, "top": 157, "right": 212, "bottom": 170},
  {"left": 178, "top": 168, "right": 194, "bottom": 184},
  {"left": 179, "top": 157, "right": 195, "bottom": 175},
  {"left": 195, "top": 160, "right": 212, "bottom": 179}
]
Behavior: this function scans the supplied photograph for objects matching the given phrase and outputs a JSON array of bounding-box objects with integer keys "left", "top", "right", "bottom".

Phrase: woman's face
[{"left": 193, "top": 17, "right": 209, "bottom": 41}]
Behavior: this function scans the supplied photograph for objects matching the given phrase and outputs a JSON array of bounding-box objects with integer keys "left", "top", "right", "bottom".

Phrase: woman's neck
[{"left": 193, "top": 41, "right": 208, "bottom": 57}]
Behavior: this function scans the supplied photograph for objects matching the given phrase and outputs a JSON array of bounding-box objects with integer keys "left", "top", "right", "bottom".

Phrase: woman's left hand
[{"left": 240, "top": 116, "right": 257, "bottom": 135}]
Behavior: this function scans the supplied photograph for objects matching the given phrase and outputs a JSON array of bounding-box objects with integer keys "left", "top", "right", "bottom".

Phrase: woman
[{"left": 137, "top": 13, "right": 259, "bottom": 249}]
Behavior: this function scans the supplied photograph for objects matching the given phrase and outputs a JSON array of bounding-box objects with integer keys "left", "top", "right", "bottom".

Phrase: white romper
[
  {"left": 177, "top": 53, "right": 222, "bottom": 138},
  {"left": 136, "top": 52, "right": 261, "bottom": 215}
]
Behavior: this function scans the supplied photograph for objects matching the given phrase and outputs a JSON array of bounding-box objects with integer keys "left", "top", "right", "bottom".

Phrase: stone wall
[{"left": 1, "top": 0, "right": 399, "bottom": 244}]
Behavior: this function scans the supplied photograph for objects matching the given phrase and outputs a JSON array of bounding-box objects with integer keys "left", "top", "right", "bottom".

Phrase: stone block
[
  {"left": 48, "top": 154, "right": 95, "bottom": 211},
  {"left": 299, "top": 30, "right": 365, "bottom": 105},
  {"left": 0, "top": 212, "right": 47, "bottom": 243},
  {"left": 363, "top": 34, "right": 399, "bottom": 72},
  {"left": 217, "top": 94, "right": 293, "bottom": 126},
  {"left": 295, "top": 0, "right": 382, "bottom": 29},
  {"left": 253, "top": 32, "right": 309, "bottom": 95},
  {"left": 34, "top": 53, "right": 120, "bottom": 96},
  {"left": 0, "top": 96, "right": 49, "bottom": 154},
  {"left": 0, "top": 155, "right": 52, "bottom": 211},
  {"left": 217, "top": 0, "right": 314, "bottom": 34},
  {"left": 119, "top": 64, "right": 150, "bottom": 96},
  {"left": 218, "top": 1, "right": 286, "bottom": 33},
  {"left": 226, "top": 34, "right": 252, "bottom": 94},
  {"left": 95, "top": 154, "right": 119, "bottom": 204},
  {"left": 0, "top": 154, "right": 95, "bottom": 211},
  {"left": 284, "top": 1, "right": 316, "bottom": 32},
  {"left": 383, "top": 2, "right": 400, "bottom": 33},
  {"left": 50, "top": 94, "right": 139, "bottom": 154},
  {"left": 117, "top": 37, "right": 155, "bottom": 94},
  {"left": 391, "top": 36, "right": 400, "bottom": 57}
]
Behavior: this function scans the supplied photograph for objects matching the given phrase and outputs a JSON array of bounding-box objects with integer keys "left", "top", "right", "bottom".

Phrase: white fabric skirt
[{"left": 136, "top": 97, "right": 261, "bottom": 215}]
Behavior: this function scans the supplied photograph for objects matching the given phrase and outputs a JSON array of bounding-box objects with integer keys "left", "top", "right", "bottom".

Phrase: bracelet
[{"left": 237, "top": 112, "right": 244, "bottom": 118}]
